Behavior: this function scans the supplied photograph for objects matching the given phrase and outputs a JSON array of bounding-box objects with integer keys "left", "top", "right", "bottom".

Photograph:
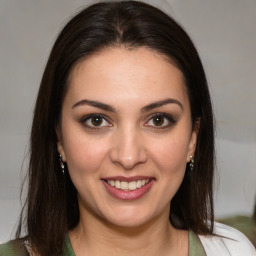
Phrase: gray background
[{"left": 0, "top": 0, "right": 255, "bottom": 243}]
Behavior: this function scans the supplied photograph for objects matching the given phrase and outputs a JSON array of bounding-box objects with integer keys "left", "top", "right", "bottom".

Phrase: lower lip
[{"left": 102, "top": 179, "right": 154, "bottom": 200}]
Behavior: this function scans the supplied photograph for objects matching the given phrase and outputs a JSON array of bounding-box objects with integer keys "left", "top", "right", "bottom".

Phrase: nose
[{"left": 110, "top": 126, "right": 147, "bottom": 170}]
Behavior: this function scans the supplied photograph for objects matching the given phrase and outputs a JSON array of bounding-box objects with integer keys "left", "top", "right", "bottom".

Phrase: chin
[
  {"left": 105, "top": 216, "right": 152, "bottom": 229},
  {"left": 99, "top": 206, "right": 161, "bottom": 229}
]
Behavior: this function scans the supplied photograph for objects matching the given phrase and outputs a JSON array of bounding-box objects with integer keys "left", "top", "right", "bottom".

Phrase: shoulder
[
  {"left": 0, "top": 239, "right": 28, "bottom": 256},
  {"left": 199, "top": 222, "right": 256, "bottom": 256}
]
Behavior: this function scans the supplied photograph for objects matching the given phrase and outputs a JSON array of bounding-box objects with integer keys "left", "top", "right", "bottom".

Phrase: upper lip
[{"left": 101, "top": 176, "right": 154, "bottom": 182}]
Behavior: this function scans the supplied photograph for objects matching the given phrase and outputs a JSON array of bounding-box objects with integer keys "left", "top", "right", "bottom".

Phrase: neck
[{"left": 69, "top": 206, "right": 188, "bottom": 256}]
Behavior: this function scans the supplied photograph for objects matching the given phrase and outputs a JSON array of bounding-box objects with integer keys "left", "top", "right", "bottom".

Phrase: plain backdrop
[{"left": 0, "top": 0, "right": 255, "bottom": 243}]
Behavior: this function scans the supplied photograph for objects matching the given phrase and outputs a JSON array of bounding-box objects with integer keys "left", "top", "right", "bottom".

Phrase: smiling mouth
[
  {"left": 102, "top": 177, "right": 155, "bottom": 200},
  {"left": 106, "top": 179, "right": 150, "bottom": 191}
]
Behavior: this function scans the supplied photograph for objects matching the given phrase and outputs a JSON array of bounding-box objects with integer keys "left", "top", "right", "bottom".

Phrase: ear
[
  {"left": 187, "top": 119, "right": 200, "bottom": 162},
  {"left": 56, "top": 126, "right": 67, "bottom": 162}
]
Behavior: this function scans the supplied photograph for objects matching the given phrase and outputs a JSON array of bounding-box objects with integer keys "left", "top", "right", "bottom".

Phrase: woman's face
[{"left": 57, "top": 47, "right": 198, "bottom": 228}]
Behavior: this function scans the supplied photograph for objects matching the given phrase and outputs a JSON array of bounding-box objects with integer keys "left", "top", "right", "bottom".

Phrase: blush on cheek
[
  {"left": 66, "top": 144, "right": 108, "bottom": 176},
  {"left": 156, "top": 140, "right": 188, "bottom": 169}
]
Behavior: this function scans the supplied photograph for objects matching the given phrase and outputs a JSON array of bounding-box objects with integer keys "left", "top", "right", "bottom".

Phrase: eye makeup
[
  {"left": 80, "top": 113, "right": 113, "bottom": 130},
  {"left": 78, "top": 111, "right": 178, "bottom": 133},
  {"left": 144, "top": 112, "right": 177, "bottom": 129}
]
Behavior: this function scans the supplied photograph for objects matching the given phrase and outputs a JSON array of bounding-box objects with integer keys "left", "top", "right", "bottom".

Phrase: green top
[
  {"left": 189, "top": 230, "right": 207, "bottom": 256},
  {"left": 0, "top": 230, "right": 206, "bottom": 256}
]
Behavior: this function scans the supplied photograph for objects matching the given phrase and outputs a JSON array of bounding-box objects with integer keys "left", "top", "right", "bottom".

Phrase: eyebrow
[
  {"left": 72, "top": 98, "right": 183, "bottom": 112},
  {"left": 141, "top": 98, "right": 183, "bottom": 112},
  {"left": 72, "top": 99, "right": 116, "bottom": 112}
]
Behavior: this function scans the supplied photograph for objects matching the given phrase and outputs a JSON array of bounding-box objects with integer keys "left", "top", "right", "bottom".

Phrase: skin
[{"left": 57, "top": 47, "right": 199, "bottom": 256}]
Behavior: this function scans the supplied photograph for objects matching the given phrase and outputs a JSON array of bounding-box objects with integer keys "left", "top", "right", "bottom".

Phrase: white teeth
[
  {"left": 115, "top": 180, "right": 121, "bottom": 189},
  {"left": 128, "top": 181, "right": 137, "bottom": 190},
  {"left": 136, "top": 180, "right": 142, "bottom": 188},
  {"left": 107, "top": 179, "right": 150, "bottom": 191},
  {"left": 120, "top": 181, "right": 128, "bottom": 190}
]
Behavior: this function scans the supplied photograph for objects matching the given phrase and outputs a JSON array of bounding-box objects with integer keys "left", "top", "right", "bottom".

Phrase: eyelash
[
  {"left": 80, "top": 114, "right": 112, "bottom": 130},
  {"left": 145, "top": 113, "right": 177, "bottom": 129},
  {"left": 80, "top": 113, "right": 177, "bottom": 130}
]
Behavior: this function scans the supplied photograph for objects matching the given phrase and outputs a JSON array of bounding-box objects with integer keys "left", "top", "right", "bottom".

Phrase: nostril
[{"left": 109, "top": 140, "right": 147, "bottom": 169}]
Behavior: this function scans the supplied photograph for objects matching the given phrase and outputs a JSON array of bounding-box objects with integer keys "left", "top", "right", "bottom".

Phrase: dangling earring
[
  {"left": 189, "top": 155, "right": 194, "bottom": 171},
  {"left": 59, "top": 154, "right": 65, "bottom": 174}
]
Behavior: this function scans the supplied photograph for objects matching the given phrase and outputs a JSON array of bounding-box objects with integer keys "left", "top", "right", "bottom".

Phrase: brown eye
[
  {"left": 82, "top": 114, "right": 112, "bottom": 129},
  {"left": 91, "top": 116, "right": 103, "bottom": 126},
  {"left": 152, "top": 116, "right": 164, "bottom": 126},
  {"left": 145, "top": 113, "right": 176, "bottom": 129}
]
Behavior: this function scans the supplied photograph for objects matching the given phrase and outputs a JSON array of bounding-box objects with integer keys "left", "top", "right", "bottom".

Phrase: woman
[{"left": 0, "top": 1, "right": 255, "bottom": 255}]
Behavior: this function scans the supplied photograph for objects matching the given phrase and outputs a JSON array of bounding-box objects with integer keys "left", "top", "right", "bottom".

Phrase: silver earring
[
  {"left": 189, "top": 155, "right": 194, "bottom": 171},
  {"left": 59, "top": 154, "right": 65, "bottom": 174}
]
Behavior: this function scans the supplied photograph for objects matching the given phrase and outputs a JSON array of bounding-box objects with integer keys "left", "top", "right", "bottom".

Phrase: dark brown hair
[{"left": 16, "top": 1, "right": 215, "bottom": 255}]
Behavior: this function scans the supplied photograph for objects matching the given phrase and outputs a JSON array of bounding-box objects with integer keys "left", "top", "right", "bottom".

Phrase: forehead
[{"left": 66, "top": 47, "right": 189, "bottom": 107}]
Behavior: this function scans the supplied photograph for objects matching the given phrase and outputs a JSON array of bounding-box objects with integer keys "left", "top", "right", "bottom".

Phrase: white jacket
[{"left": 199, "top": 222, "right": 256, "bottom": 256}]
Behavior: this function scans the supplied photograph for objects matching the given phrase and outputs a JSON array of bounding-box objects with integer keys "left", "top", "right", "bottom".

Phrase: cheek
[
  {"left": 150, "top": 133, "right": 190, "bottom": 176},
  {"left": 63, "top": 132, "right": 110, "bottom": 176}
]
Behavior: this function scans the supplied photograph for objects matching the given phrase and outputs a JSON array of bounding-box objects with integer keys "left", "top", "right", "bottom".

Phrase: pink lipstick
[{"left": 102, "top": 176, "right": 155, "bottom": 200}]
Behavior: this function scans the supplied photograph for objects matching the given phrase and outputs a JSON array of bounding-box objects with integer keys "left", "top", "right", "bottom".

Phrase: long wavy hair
[{"left": 16, "top": 1, "right": 215, "bottom": 255}]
